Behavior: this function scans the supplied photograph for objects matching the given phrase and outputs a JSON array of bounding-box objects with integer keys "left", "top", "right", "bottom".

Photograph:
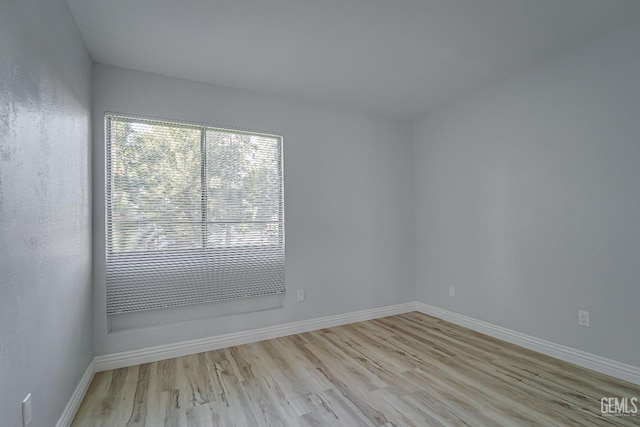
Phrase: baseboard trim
[
  {"left": 58, "top": 301, "right": 639, "bottom": 424},
  {"left": 415, "top": 302, "right": 640, "bottom": 385},
  {"left": 56, "top": 358, "right": 96, "bottom": 427},
  {"left": 95, "top": 302, "right": 415, "bottom": 371}
]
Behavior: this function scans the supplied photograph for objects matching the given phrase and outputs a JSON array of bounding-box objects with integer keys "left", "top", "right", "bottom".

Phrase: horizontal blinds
[{"left": 106, "top": 115, "right": 284, "bottom": 315}]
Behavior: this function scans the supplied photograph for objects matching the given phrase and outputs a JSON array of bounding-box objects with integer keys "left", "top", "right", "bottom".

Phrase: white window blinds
[{"left": 105, "top": 115, "right": 284, "bottom": 315}]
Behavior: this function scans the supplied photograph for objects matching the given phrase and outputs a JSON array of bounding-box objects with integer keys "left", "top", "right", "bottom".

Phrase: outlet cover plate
[{"left": 578, "top": 310, "right": 590, "bottom": 327}]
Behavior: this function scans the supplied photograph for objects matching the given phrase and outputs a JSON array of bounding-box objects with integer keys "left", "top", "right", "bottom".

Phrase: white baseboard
[
  {"left": 58, "top": 301, "right": 640, "bottom": 425},
  {"left": 56, "top": 359, "right": 96, "bottom": 427},
  {"left": 94, "top": 302, "right": 415, "bottom": 371},
  {"left": 415, "top": 302, "right": 640, "bottom": 385}
]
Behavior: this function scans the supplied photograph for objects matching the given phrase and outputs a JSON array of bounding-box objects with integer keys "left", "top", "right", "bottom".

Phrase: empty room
[{"left": 2, "top": 0, "right": 640, "bottom": 425}]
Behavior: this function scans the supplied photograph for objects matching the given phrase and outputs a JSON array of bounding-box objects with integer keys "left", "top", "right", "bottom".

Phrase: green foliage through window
[{"left": 106, "top": 116, "right": 283, "bottom": 253}]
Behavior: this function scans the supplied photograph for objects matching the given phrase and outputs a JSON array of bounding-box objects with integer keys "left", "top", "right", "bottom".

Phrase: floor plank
[{"left": 72, "top": 313, "right": 640, "bottom": 426}]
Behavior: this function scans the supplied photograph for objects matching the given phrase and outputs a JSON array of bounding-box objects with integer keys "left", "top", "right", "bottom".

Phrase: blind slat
[{"left": 106, "top": 115, "right": 284, "bottom": 315}]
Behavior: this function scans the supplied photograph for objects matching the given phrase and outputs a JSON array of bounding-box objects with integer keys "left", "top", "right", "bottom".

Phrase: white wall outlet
[
  {"left": 22, "top": 393, "right": 32, "bottom": 427},
  {"left": 448, "top": 285, "right": 455, "bottom": 297},
  {"left": 296, "top": 289, "right": 305, "bottom": 302},
  {"left": 578, "top": 310, "right": 590, "bottom": 327}
]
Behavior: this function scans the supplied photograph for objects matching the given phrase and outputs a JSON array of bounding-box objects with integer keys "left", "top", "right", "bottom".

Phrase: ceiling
[{"left": 66, "top": 0, "right": 640, "bottom": 119}]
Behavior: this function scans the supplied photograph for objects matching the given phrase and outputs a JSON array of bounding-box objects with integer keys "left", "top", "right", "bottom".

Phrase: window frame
[{"left": 104, "top": 113, "right": 285, "bottom": 315}]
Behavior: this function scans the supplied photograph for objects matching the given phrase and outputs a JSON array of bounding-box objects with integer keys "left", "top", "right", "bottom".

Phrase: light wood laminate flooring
[{"left": 72, "top": 312, "right": 640, "bottom": 426}]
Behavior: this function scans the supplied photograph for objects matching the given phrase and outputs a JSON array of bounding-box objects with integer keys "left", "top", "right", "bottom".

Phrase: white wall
[
  {"left": 0, "top": 0, "right": 92, "bottom": 425},
  {"left": 92, "top": 65, "right": 415, "bottom": 356},
  {"left": 414, "top": 22, "right": 640, "bottom": 367}
]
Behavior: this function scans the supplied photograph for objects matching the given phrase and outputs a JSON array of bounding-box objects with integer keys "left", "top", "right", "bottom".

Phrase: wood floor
[{"left": 72, "top": 312, "right": 640, "bottom": 426}]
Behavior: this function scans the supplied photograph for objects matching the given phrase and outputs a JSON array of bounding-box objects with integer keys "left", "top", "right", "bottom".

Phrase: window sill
[{"left": 107, "top": 293, "right": 284, "bottom": 332}]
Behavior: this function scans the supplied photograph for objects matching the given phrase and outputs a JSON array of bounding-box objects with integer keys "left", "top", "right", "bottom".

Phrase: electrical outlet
[
  {"left": 448, "top": 285, "right": 455, "bottom": 297},
  {"left": 22, "top": 393, "right": 32, "bottom": 427},
  {"left": 578, "top": 310, "right": 590, "bottom": 327},
  {"left": 296, "top": 289, "right": 305, "bottom": 302}
]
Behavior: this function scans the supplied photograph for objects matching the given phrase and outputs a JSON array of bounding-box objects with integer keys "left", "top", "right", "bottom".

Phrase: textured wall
[
  {"left": 92, "top": 64, "right": 415, "bottom": 355},
  {"left": 0, "top": 0, "right": 92, "bottom": 425},
  {"left": 414, "top": 22, "right": 640, "bottom": 366}
]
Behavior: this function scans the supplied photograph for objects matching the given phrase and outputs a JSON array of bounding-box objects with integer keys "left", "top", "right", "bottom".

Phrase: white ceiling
[{"left": 67, "top": 0, "right": 640, "bottom": 119}]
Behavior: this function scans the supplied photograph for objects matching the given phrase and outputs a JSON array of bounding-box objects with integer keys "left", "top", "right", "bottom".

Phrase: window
[{"left": 105, "top": 115, "right": 284, "bottom": 315}]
